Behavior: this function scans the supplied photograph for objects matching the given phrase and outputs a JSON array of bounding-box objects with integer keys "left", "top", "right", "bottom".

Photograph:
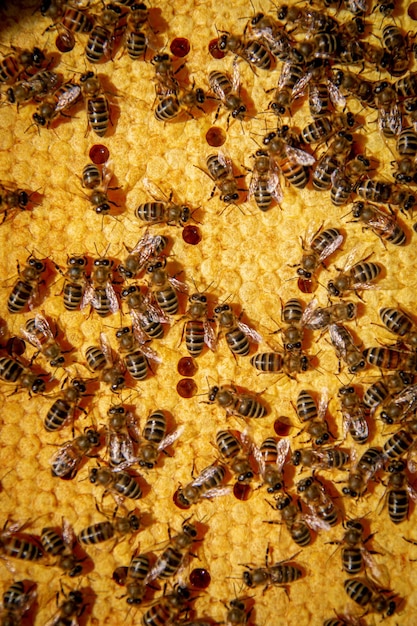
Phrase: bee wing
[
  {"left": 328, "top": 80, "right": 346, "bottom": 109},
  {"left": 101, "top": 160, "right": 114, "bottom": 192},
  {"left": 366, "top": 209, "right": 394, "bottom": 233},
  {"left": 237, "top": 320, "right": 263, "bottom": 344},
  {"left": 363, "top": 549, "right": 391, "bottom": 588},
  {"left": 138, "top": 344, "right": 162, "bottom": 364},
  {"left": 318, "top": 389, "right": 329, "bottom": 420},
  {"left": 329, "top": 324, "right": 347, "bottom": 360},
  {"left": 291, "top": 70, "right": 312, "bottom": 98},
  {"left": 407, "top": 482, "right": 417, "bottom": 502},
  {"left": 267, "top": 167, "right": 284, "bottom": 204},
  {"left": 217, "top": 147, "right": 234, "bottom": 173},
  {"left": 20, "top": 322, "right": 43, "bottom": 350},
  {"left": 81, "top": 282, "right": 95, "bottom": 310},
  {"left": 253, "top": 442, "right": 265, "bottom": 476},
  {"left": 303, "top": 511, "right": 332, "bottom": 532},
  {"left": 379, "top": 105, "right": 402, "bottom": 137},
  {"left": 34, "top": 313, "right": 54, "bottom": 340},
  {"left": 301, "top": 298, "right": 322, "bottom": 329},
  {"left": 284, "top": 145, "right": 316, "bottom": 166},
  {"left": 231, "top": 58, "right": 241, "bottom": 93},
  {"left": 99, "top": 282, "right": 117, "bottom": 314},
  {"left": 168, "top": 276, "right": 189, "bottom": 293},
  {"left": 99, "top": 332, "right": 113, "bottom": 364},
  {"left": 276, "top": 438, "right": 290, "bottom": 471},
  {"left": 317, "top": 234, "right": 344, "bottom": 264},
  {"left": 248, "top": 168, "right": 261, "bottom": 202},
  {"left": 142, "top": 177, "right": 168, "bottom": 202},
  {"left": 192, "top": 464, "right": 222, "bottom": 488},
  {"left": 55, "top": 83, "right": 81, "bottom": 111},
  {"left": 203, "top": 318, "right": 217, "bottom": 351},
  {"left": 62, "top": 518, "right": 76, "bottom": 548},
  {"left": 125, "top": 412, "right": 141, "bottom": 442},
  {"left": 201, "top": 485, "right": 232, "bottom": 499},
  {"left": 157, "top": 425, "right": 185, "bottom": 451},
  {"left": 407, "top": 443, "right": 417, "bottom": 473},
  {"left": 144, "top": 556, "right": 168, "bottom": 583}
]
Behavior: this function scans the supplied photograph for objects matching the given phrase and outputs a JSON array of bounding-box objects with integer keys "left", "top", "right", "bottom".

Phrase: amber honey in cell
[
  {"left": 89, "top": 144, "right": 110, "bottom": 164},
  {"left": 177, "top": 357, "right": 197, "bottom": 377},
  {"left": 176, "top": 378, "right": 197, "bottom": 398}
]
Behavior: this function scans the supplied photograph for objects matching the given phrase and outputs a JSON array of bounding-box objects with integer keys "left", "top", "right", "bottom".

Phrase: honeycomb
[{"left": 1, "top": 0, "right": 417, "bottom": 624}]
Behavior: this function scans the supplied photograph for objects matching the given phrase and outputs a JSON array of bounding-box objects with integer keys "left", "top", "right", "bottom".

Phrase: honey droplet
[
  {"left": 173, "top": 488, "right": 192, "bottom": 509},
  {"left": 233, "top": 482, "right": 251, "bottom": 501},
  {"left": 177, "top": 357, "right": 198, "bottom": 377},
  {"left": 409, "top": 2, "right": 417, "bottom": 19},
  {"left": 89, "top": 144, "right": 110, "bottom": 165},
  {"left": 112, "top": 566, "right": 128, "bottom": 586},
  {"left": 297, "top": 277, "right": 314, "bottom": 293},
  {"left": 208, "top": 38, "right": 225, "bottom": 59},
  {"left": 170, "top": 37, "right": 190, "bottom": 57},
  {"left": 182, "top": 225, "right": 201, "bottom": 245},
  {"left": 55, "top": 33, "right": 75, "bottom": 52},
  {"left": 176, "top": 378, "right": 197, "bottom": 398},
  {"left": 190, "top": 568, "right": 211, "bottom": 589},
  {"left": 6, "top": 337, "right": 26, "bottom": 357},
  {"left": 274, "top": 419, "right": 291, "bottom": 437},
  {"left": 206, "top": 126, "right": 226, "bottom": 147}
]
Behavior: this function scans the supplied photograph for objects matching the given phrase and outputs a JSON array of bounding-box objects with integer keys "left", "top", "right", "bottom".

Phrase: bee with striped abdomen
[
  {"left": 40, "top": 519, "right": 83, "bottom": 577},
  {"left": 50, "top": 427, "right": 101, "bottom": 479},
  {"left": 7, "top": 255, "right": 46, "bottom": 314}
]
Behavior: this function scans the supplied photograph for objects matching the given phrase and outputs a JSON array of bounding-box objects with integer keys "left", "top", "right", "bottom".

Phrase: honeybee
[
  {"left": 292, "top": 446, "right": 350, "bottom": 471},
  {"left": 217, "top": 30, "right": 272, "bottom": 70},
  {"left": 0, "top": 520, "right": 43, "bottom": 561},
  {"left": 208, "top": 65, "right": 247, "bottom": 125},
  {"left": 327, "top": 254, "right": 382, "bottom": 298},
  {"left": 203, "top": 151, "right": 244, "bottom": 205},
  {"left": 89, "top": 465, "right": 142, "bottom": 501},
  {"left": 242, "top": 548, "right": 303, "bottom": 590},
  {"left": 247, "top": 150, "right": 283, "bottom": 212},
  {"left": 268, "top": 60, "right": 305, "bottom": 117},
  {"left": 276, "top": 4, "right": 339, "bottom": 33},
  {"left": 295, "top": 226, "right": 343, "bottom": 293},
  {"left": 374, "top": 81, "right": 402, "bottom": 138},
  {"left": 32, "top": 81, "right": 82, "bottom": 128},
  {"left": 1, "top": 580, "right": 37, "bottom": 625},
  {"left": 82, "top": 160, "right": 117, "bottom": 215},
  {"left": 383, "top": 459, "right": 417, "bottom": 524},
  {"left": 339, "top": 386, "right": 369, "bottom": 444},
  {"left": 141, "top": 584, "right": 193, "bottom": 626},
  {"left": 250, "top": 350, "right": 310, "bottom": 377},
  {"left": 46, "top": 588, "right": 85, "bottom": 626},
  {"left": 50, "top": 427, "right": 101, "bottom": 479},
  {"left": 146, "top": 256, "right": 187, "bottom": 317},
  {"left": 44, "top": 4, "right": 93, "bottom": 52},
  {"left": 329, "top": 519, "right": 380, "bottom": 576},
  {"left": 379, "top": 307, "right": 417, "bottom": 350},
  {"left": 136, "top": 178, "right": 191, "bottom": 226},
  {"left": 113, "top": 552, "right": 151, "bottom": 606},
  {"left": 78, "top": 507, "right": 141, "bottom": 545},
  {"left": 44, "top": 377, "right": 87, "bottom": 432},
  {"left": 224, "top": 597, "right": 251, "bottom": 626},
  {"left": 382, "top": 24, "right": 409, "bottom": 77},
  {"left": 382, "top": 424, "right": 417, "bottom": 463},
  {"left": 138, "top": 410, "right": 184, "bottom": 469},
  {"left": 7, "top": 255, "right": 47, "bottom": 314},
  {"left": 363, "top": 346, "right": 417, "bottom": 371},
  {"left": 115, "top": 326, "right": 152, "bottom": 382},
  {"left": 6, "top": 69, "right": 61, "bottom": 108},
  {"left": 379, "top": 383, "right": 417, "bottom": 425},
  {"left": 145, "top": 519, "right": 198, "bottom": 583},
  {"left": 121, "top": 286, "right": 165, "bottom": 343},
  {"left": 60, "top": 255, "right": 88, "bottom": 311},
  {"left": 82, "top": 256, "right": 119, "bottom": 317},
  {"left": 182, "top": 292, "right": 216, "bottom": 357},
  {"left": 0, "top": 182, "right": 31, "bottom": 222},
  {"left": 40, "top": 519, "right": 83, "bottom": 577},
  {"left": 21, "top": 313, "right": 66, "bottom": 368},
  {"left": 85, "top": 333, "right": 126, "bottom": 392},
  {"left": 297, "top": 475, "right": 339, "bottom": 527},
  {"left": 154, "top": 85, "right": 206, "bottom": 122},
  {"left": 0, "top": 46, "right": 46, "bottom": 84},
  {"left": 208, "top": 384, "right": 267, "bottom": 419},
  {"left": 248, "top": 12, "right": 296, "bottom": 62},
  {"left": 0, "top": 356, "right": 46, "bottom": 395},
  {"left": 118, "top": 232, "right": 168, "bottom": 279},
  {"left": 216, "top": 429, "right": 257, "bottom": 485},
  {"left": 344, "top": 578, "right": 396, "bottom": 617},
  {"left": 214, "top": 303, "right": 261, "bottom": 357},
  {"left": 255, "top": 437, "right": 289, "bottom": 493},
  {"left": 331, "top": 68, "right": 376, "bottom": 108},
  {"left": 263, "top": 130, "right": 315, "bottom": 189},
  {"left": 175, "top": 463, "right": 229, "bottom": 507},
  {"left": 85, "top": 3, "right": 122, "bottom": 63},
  {"left": 271, "top": 492, "right": 312, "bottom": 547},
  {"left": 106, "top": 403, "right": 139, "bottom": 469},
  {"left": 124, "top": 3, "right": 150, "bottom": 60},
  {"left": 302, "top": 299, "right": 357, "bottom": 331},
  {"left": 329, "top": 324, "right": 366, "bottom": 375},
  {"left": 295, "top": 389, "right": 332, "bottom": 447},
  {"left": 151, "top": 52, "right": 181, "bottom": 97},
  {"left": 343, "top": 447, "right": 383, "bottom": 498},
  {"left": 351, "top": 201, "right": 406, "bottom": 246},
  {"left": 363, "top": 372, "right": 414, "bottom": 414},
  {"left": 80, "top": 71, "right": 110, "bottom": 137}
]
